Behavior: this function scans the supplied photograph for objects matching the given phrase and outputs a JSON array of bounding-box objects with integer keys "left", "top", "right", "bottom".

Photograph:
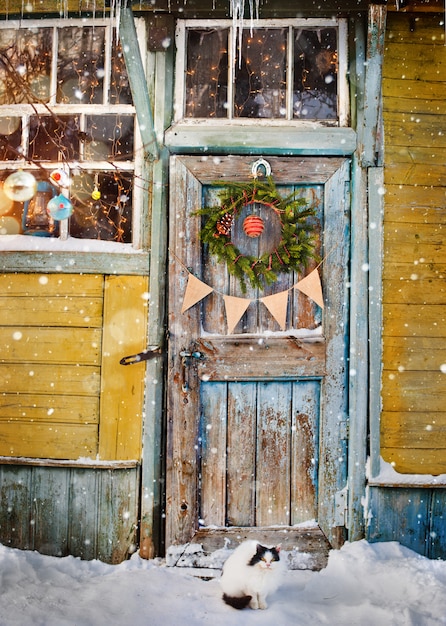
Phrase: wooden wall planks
[
  {"left": 0, "top": 274, "right": 104, "bottom": 459},
  {"left": 0, "top": 464, "right": 140, "bottom": 563},
  {"left": 98, "top": 274, "right": 149, "bottom": 461},
  {"left": 381, "top": 12, "right": 446, "bottom": 474},
  {"left": 0, "top": 273, "right": 148, "bottom": 461},
  {"left": 367, "top": 486, "right": 446, "bottom": 559}
]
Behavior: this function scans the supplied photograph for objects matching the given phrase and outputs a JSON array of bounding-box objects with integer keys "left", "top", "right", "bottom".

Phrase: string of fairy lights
[
  {"left": 185, "top": 25, "right": 338, "bottom": 121},
  {"left": 0, "top": 22, "right": 137, "bottom": 242},
  {"left": 0, "top": 18, "right": 339, "bottom": 240}
]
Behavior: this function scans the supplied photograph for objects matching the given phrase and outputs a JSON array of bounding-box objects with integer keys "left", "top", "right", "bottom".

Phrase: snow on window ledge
[
  {"left": 0, "top": 235, "right": 144, "bottom": 254},
  {"left": 367, "top": 457, "right": 446, "bottom": 487},
  {"left": 0, "top": 456, "right": 139, "bottom": 469}
]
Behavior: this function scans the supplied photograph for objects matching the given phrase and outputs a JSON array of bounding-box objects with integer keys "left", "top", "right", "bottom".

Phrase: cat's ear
[{"left": 275, "top": 544, "right": 282, "bottom": 553}]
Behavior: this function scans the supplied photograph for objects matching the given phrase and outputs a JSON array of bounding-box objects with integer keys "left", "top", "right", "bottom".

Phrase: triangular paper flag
[
  {"left": 260, "top": 290, "right": 289, "bottom": 331},
  {"left": 181, "top": 274, "right": 214, "bottom": 313},
  {"left": 223, "top": 295, "right": 251, "bottom": 334},
  {"left": 294, "top": 268, "right": 324, "bottom": 309}
]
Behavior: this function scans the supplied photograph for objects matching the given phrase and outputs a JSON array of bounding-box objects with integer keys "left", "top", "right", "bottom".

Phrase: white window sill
[
  {"left": 0, "top": 236, "right": 150, "bottom": 275},
  {"left": 0, "top": 235, "right": 143, "bottom": 254}
]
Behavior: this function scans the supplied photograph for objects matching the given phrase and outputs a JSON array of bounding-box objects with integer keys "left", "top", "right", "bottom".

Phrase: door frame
[{"left": 165, "top": 155, "right": 351, "bottom": 550}]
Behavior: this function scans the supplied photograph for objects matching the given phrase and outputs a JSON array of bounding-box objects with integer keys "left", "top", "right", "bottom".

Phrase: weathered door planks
[{"left": 166, "top": 155, "right": 350, "bottom": 553}]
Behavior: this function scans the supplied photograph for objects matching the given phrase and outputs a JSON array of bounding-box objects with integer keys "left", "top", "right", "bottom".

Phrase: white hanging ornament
[
  {"left": 3, "top": 170, "right": 37, "bottom": 202},
  {"left": 49, "top": 169, "right": 71, "bottom": 188}
]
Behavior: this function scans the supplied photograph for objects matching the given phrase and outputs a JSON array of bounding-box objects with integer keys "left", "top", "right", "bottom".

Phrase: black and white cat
[{"left": 220, "top": 540, "right": 285, "bottom": 610}]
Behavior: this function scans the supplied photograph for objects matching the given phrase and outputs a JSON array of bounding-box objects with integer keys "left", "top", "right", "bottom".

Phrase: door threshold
[{"left": 166, "top": 525, "right": 331, "bottom": 571}]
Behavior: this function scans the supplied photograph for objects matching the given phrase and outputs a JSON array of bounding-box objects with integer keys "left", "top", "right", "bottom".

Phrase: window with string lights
[
  {"left": 0, "top": 19, "right": 144, "bottom": 247},
  {"left": 174, "top": 18, "right": 348, "bottom": 126}
]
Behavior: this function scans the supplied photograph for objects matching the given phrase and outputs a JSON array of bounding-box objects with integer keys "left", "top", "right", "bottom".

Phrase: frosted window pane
[
  {"left": 69, "top": 170, "right": 133, "bottom": 243},
  {"left": 0, "top": 117, "right": 21, "bottom": 160},
  {"left": 293, "top": 28, "right": 338, "bottom": 120},
  {"left": 57, "top": 27, "right": 106, "bottom": 104},
  {"left": 0, "top": 28, "right": 52, "bottom": 104},
  {"left": 235, "top": 28, "right": 287, "bottom": 119},
  {"left": 185, "top": 29, "right": 229, "bottom": 118},
  {"left": 29, "top": 115, "right": 80, "bottom": 161},
  {"left": 110, "top": 38, "right": 133, "bottom": 105},
  {"left": 85, "top": 115, "right": 134, "bottom": 160}
]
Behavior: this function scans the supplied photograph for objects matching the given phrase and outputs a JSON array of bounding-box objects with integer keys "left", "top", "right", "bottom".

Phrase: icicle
[
  {"left": 230, "top": 0, "right": 257, "bottom": 68},
  {"left": 230, "top": 0, "right": 244, "bottom": 69},
  {"left": 115, "top": 1, "right": 121, "bottom": 42},
  {"left": 111, "top": 0, "right": 122, "bottom": 42}
]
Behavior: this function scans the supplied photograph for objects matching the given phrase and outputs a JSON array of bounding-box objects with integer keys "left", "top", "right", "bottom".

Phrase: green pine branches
[{"left": 195, "top": 177, "right": 318, "bottom": 293}]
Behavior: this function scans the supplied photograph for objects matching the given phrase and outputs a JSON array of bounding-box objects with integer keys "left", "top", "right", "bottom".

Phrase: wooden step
[{"left": 166, "top": 526, "right": 331, "bottom": 573}]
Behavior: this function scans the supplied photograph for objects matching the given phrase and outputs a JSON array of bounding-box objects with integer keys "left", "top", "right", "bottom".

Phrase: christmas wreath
[{"left": 195, "top": 177, "right": 318, "bottom": 292}]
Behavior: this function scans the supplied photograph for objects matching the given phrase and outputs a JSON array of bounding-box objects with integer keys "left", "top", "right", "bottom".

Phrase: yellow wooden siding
[
  {"left": 0, "top": 0, "right": 105, "bottom": 14},
  {"left": 381, "top": 13, "right": 446, "bottom": 474},
  {"left": 99, "top": 275, "right": 149, "bottom": 461},
  {"left": 0, "top": 273, "right": 148, "bottom": 462}
]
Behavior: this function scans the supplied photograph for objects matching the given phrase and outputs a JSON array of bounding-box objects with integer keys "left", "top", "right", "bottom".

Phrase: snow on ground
[{"left": 0, "top": 540, "right": 445, "bottom": 626}]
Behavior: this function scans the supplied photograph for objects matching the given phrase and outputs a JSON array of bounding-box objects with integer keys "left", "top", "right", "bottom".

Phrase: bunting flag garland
[
  {"left": 181, "top": 273, "right": 214, "bottom": 314},
  {"left": 293, "top": 267, "right": 324, "bottom": 310},
  {"left": 223, "top": 295, "right": 252, "bottom": 334},
  {"left": 260, "top": 290, "right": 289, "bottom": 331},
  {"left": 173, "top": 251, "right": 325, "bottom": 333}
]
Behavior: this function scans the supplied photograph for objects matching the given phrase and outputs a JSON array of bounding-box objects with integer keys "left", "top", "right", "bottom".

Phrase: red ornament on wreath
[{"left": 243, "top": 214, "right": 264, "bottom": 238}]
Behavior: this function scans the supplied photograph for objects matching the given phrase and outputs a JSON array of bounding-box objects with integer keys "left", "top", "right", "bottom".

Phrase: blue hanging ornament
[{"left": 47, "top": 194, "right": 73, "bottom": 220}]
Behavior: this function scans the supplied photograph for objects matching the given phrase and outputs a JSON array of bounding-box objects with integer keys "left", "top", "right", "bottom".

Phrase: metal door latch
[
  {"left": 120, "top": 346, "right": 161, "bottom": 365},
  {"left": 179, "top": 349, "right": 204, "bottom": 393}
]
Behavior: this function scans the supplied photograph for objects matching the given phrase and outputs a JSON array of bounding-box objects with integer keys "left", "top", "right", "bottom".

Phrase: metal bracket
[{"left": 334, "top": 485, "right": 349, "bottom": 528}]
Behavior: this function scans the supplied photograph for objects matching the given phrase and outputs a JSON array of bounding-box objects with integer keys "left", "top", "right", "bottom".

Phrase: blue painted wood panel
[
  {"left": 367, "top": 487, "right": 446, "bottom": 559},
  {"left": 199, "top": 379, "right": 320, "bottom": 529},
  {"left": 0, "top": 465, "right": 140, "bottom": 563}
]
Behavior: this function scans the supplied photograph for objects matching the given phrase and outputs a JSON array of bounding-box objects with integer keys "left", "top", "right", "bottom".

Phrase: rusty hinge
[{"left": 120, "top": 346, "right": 161, "bottom": 366}]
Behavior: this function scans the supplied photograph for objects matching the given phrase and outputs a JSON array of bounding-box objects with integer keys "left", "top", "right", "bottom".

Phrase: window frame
[
  {"left": 174, "top": 18, "right": 349, "bottom": 127},
  {"left": 0, "top": 17, "right": 149, "bottom": 272}
]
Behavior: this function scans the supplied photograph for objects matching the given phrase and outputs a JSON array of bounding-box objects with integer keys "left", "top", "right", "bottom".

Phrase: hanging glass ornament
[
  {"left": 91, "top": 173, "right": 101, "bottom": 201},
  {"left": 47, "top": 194, "right": 74, "bottom": 220},
  {"left": 3, "top": 170, "right": 37, "bottom": 202},
  {"left": 49, "top": 169, "right": 71, "bottom": 188}
]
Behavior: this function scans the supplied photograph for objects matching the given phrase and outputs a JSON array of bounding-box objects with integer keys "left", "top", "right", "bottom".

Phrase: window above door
[{"left": 174, "top": 19, "right": 349, "bottom": 126}]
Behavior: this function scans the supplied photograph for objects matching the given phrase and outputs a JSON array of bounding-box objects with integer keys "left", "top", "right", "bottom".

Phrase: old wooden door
[{"left": 166, "top": 155, "right": 349, "bottom": 561}]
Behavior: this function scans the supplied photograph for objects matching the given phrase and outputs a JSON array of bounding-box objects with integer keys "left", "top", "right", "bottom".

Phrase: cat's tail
[{"left": 222, "top": 593, "right": 252, "bottom": 610}]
